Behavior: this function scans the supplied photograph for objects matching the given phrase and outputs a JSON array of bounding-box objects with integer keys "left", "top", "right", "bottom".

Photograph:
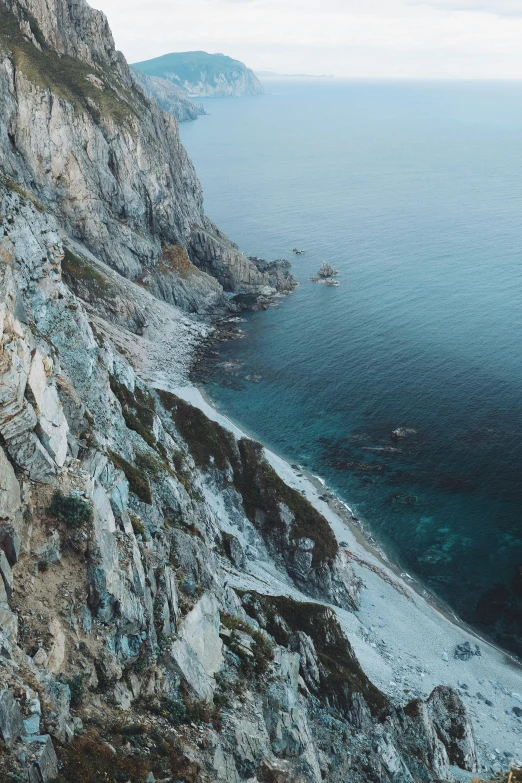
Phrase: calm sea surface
[{"left": 180, "top": 80, "right": 522, "bottom": 654}]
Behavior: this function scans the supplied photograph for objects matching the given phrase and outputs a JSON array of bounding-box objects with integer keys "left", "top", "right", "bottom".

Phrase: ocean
[{"left": 179, "top": 79, "right": 522, "bottom": 656}]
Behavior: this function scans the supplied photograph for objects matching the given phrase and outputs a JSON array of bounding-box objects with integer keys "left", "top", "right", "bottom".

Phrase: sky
[{"left": 94, "top": 0, "right": 522, "bottom": 79}]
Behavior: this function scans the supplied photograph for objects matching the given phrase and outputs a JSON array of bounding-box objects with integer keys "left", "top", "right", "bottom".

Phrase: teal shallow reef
[{"left": 180, "top": 80, "right": 522, "bottom": 656}]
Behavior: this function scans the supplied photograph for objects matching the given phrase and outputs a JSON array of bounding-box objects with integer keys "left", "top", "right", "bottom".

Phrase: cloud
[
  {"left": 414, "top": 0, "right": 522, "bottom": 15},
  {"left": 94, "top": 0, "right": 522, "bottom": 79}
]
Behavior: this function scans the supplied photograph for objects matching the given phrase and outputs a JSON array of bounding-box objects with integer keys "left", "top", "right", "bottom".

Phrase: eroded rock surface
[{"left": 0, "top": 1, "right": 482, "bottom": 781}]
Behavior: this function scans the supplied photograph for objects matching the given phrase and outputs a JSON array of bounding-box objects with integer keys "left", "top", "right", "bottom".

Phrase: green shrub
[
  {"left": 162, "top": 697, "right": 187, "bottom": 726},
  {"left": 135, "top": 450, "right": 165, "bottom": 477},
  {"left": 158, "top": 390, "right": 236, "bottom": 471},
  {"left": 128, "top": 512, "right": 146, "bottom": 537},
  {"left": 110, "top": 376, "right": 157, "bottom": 449},
  {"left": 47, "top": 493, "right": 92, "bottom": 528},
  {"left": 242, "top": 593, "right": 388, "bottom": 718},
  {"left": 107, "top": 450, "right": 151, "bottom": 505}
]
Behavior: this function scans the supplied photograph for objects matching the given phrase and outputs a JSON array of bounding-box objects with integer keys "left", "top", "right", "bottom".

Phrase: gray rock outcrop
[
  {"left": 0, "top": 0, "right": 293, "bottom": 308},
  {"left": 0, "top": 2, "right": 482, "bottom": 781},
  {"left": 132, "top": 68, "right": 205, "bottom": 122}
]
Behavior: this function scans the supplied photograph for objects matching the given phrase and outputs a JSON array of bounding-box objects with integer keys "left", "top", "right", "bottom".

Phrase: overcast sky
[{"left": 93, "top": 0, "right": 522, "bottom": 79}]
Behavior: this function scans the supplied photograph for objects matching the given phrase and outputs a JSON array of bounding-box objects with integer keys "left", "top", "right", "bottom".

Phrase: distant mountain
[
  {"left": 132, "top": 51, "right": 264, "bottom": 98},
  {"left": 132, "top": 69, "right": 206, "bottom": 122}
]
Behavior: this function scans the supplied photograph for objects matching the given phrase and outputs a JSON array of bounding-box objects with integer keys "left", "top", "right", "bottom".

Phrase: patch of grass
[
  {"left": 0, "top": 170, "right": 43, "bottom": 211},
  {"left": 54, "top": 727, "right": 201, "bottom": 783},
  {"left": 235, "top": 439, "right": 338, "bottom": 568},
  {"left": 243, "top": 593, "right": 389, "bottom": 718},
  {"left": 158, "top": 390, "right": 236, "bottom": 471},
  {"left": 158, "top": 392, "right": 337, "bottom": 569},
  {"left": 110, "top": 376, "right": 157, "bottom": 449},
  {"left": 166, "top": 516, "right": 202, "bottom": 538},
  {"left": 55, "top": 731, "right": 149, "bottom": 783},
  {"left": 152, "top": 690, "right": 219, "bottom": 729},
  {"left": 61, "top": 247, "right": 116, "bottom": 301},
  {"left": 135, "top": 449, "right": 164, "bottom": 477},
  {"left": 0, "top": 7, "right": 143, "bottom": 124},
  {"left": 159, "top": 245, "right": 199, "bottom": 279},
  {"left": 220, "top": 613, "right": 273, "bottom": 677},
  {"left": 128, "top": 511, "right": 146, "bottom": 537},
  {"left": 47, "top": 493, "right": 92, "bottom": 528},
  {"left": 107, "top": 449, "right": 151, "bottom": 505}
]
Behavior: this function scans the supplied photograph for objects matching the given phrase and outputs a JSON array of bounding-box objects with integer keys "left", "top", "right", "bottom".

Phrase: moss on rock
[
  {"left": 243, "top": 593, "right": 389, "bottom": 718},
  {"left": 158, "top": 391, "right": 337, "bottom": 570},
  {"left": 107, "top": 449, "right": 151, "bottom": 505},
  {"left": 0, "top": 6, "right": 142, "bottom": 124}
]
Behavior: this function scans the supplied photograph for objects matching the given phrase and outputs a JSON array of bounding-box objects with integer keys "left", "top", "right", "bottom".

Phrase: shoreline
[
  {"left": 136, "top": 296, "right": 522, "bottom": 773},
  {"left": 192, "top": 381, "right": 521, "bottom": 669},
  {"left": 187, "top": 315, "right": 522, "bottom": 673},
  {"left": 162, "top": 381, "right": 522, "bottom": 775}
]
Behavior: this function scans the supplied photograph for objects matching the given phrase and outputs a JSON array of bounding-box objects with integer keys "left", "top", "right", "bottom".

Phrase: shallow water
[{"left": 180, "top": 80, "right": 522, "bottom": 655}]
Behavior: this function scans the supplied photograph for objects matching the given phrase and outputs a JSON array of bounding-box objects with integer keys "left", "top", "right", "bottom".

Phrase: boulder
[
  {"left": 426, "top": 686, "right": 477, "bottom": 771},
  {"left": 89, "top": 482, "right": 146, "bottom": 635},
  {"left": 454, "top": 641, "right": 481, "bottom": 661},
  {"left": 0, "top": 689, "right": 24, "bottom": 746},
  {"left": 34, "top": 531, "right": 61, "bottom": 567},
  {"left": 213, "top": 744, "right": 241, "bottom": 783},
  {"left": 288, "top": 631, "right": 320, "bottom": 691},
  {"left": 263, "top": 648, "right": 322, "bottom": 782},
  {"left": 0, "top": 605, "right": 18, "bottom": 640},
  {"left": 47, "top": 618, "right": 66, "bottom": 673},
  {"left": 0, "top": 549, "right": 14, "bottom": 598},
  {"left": 6, "top": 432, "right": 57, "bottom": 483},
  {"left": 169, "top": 592, "right": 223, "bottom": 702},
  {"left": 26, "top": 734, "right": 59, "bottom": 782},
  {"left": 27, "top": 351, "right": 69, "bottom": 467},
  {"left": 0, "top": 445, "right": 22, "bottom": 564},
  {"left": 234, "top": 719, "right": 269, "bottom": 779},
  {"left": 400, "top": 686, "right": 478, "bottom": 779}
]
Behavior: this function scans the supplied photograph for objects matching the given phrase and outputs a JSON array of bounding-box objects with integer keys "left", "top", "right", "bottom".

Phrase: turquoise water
[{"left": 180, "top": 80, "right": 522, "bottom": 655}]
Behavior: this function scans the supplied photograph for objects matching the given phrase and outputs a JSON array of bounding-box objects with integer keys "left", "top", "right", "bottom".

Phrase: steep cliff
[
  {"left": 0, "top": 1, "right": 495, "bottom": 782},
  {"left": 131, "top": 68, "right": 206, "bottom": 123},
  {"left": 132, "top": 51, "right": 264, "bottom": 98},
  {"left": 0, "top": 182, "right": 479, "bottom": 783},
  {"left": 0, "top": 0, "right": 292, "bottom": 309}
]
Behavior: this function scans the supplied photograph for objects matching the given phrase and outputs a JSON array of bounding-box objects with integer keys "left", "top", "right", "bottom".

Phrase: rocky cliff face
[
  {"left": 0, "top": 182, "right": 478, "bottom": 783},
  {"left": 0, "top": 0, "right": 292, "bottom": 310},
  {"left": 0, "top": 2, "right": 481, "bottom": 782},
  {"left": 132, "top": 51, "right": 264, "bottom": 99},
  {"left": 131, "top": 69, "right": 206, "bottom": 123}
]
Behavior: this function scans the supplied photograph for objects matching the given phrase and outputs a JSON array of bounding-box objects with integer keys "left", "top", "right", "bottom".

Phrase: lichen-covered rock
[
  {"left": 288, "top": 631, "right": 320, "bottom": 691},
  {"left": 0, "top": 445, "right": 23, "bottom": 564},
  {"left": 0, "top": 689, "right": 24, "bottom": 746},
  {"left": 169, "top": 592, "right": 223, "bottom": 702},
  {"left": 263, "top": 647, "right": 322, "bottom": 782}
]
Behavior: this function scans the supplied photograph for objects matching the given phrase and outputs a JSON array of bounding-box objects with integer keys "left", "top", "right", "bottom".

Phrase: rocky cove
[{"left": 0, "top": 1, "right": 520, "bottom": 782}]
